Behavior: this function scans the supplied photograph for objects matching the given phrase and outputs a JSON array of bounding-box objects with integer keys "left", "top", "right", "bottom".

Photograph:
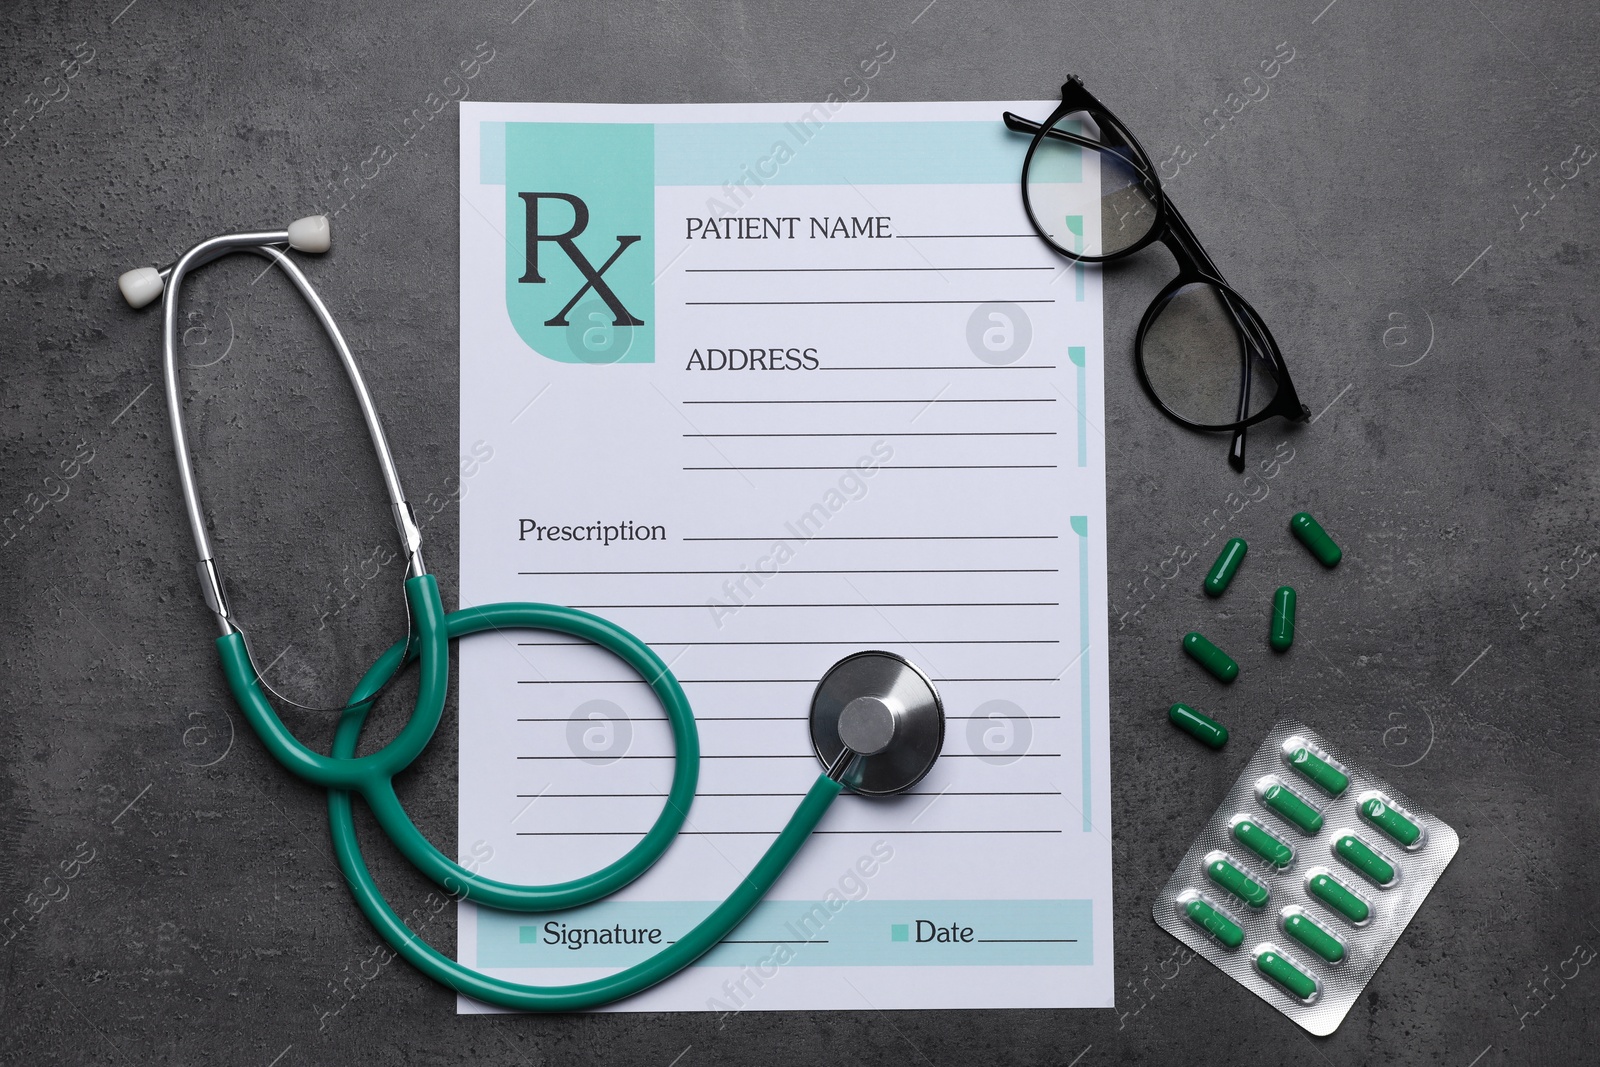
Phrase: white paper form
[{"left": 456, "top": 100, "right": 1113, "bottom": 1012}]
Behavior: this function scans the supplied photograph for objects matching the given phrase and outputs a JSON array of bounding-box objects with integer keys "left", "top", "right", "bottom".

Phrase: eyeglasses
[{"left": 1003, "top": 77, "right": 1309, "bottom": 471}]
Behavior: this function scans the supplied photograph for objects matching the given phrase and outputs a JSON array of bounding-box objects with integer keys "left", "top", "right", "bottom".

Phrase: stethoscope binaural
[{"left": 119, "top": 216, "right": 946, "bottom": 1011}]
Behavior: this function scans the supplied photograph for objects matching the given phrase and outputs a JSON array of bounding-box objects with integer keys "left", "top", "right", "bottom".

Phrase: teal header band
[
  {"left": 655, "top": 121, "right": 1022, "bottom": 186},
  {"left": 482, "top": 120, "right": 1034, "bottom": 188},
  {"left": 478, "top": 898, "right": 1093, "bottom": 969},
  {"left": 480, "top": 120, "right": 506, "bottom": 185}
]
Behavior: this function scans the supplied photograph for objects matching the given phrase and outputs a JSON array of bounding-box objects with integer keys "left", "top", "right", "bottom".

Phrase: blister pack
[{"left": 1152, "top": 720, "right": 1459, "bottom": 1035}]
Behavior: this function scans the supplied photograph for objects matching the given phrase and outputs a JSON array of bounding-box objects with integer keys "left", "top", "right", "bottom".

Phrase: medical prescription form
[{"left": 455, "top": 99, "right": 1114, "bottom": 1012}]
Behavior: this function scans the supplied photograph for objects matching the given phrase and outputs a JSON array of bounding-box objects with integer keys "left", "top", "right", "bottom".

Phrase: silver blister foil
[{"left": 1152, "top": 720, "right": 1459, "bottom": 1035}]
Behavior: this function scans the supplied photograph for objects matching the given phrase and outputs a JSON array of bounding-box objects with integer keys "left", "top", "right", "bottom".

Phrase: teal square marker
[
  {"left": 519, "top": 926, "right": 540, "bottom": 944},
  {"left": 891, "top": 923, "right": 909, "bottom": 942}
]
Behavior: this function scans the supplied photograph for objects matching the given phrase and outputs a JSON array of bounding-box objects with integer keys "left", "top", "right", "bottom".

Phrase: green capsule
[
  {"left": 1360, "top": 796, "right": 1422, "bottom": 847},
  {"left": 1169, "top": 703, "right": 1228, "bottom": 748},
  {"left": 1286, "top": 745, "right": 1349, "bottom": 796},
  {"left": 1307, "top": 872, "right": 1370, "bottom": 923},
  {"left": 1204, "top": 537, "right": 1248, "bottom": 597},
  {"left": 1269, "top": 586, "right": 1296, "bottom": 652},
  {"left": 1260, "top": 780, "right": 1324, "bottom": 835},
  {"left": 1290, "top": 512, "right": 1342, "bottom": 567},
  {"left": 1232, "top": 817, "right": 1294, "bottom": 868},
  {"left": 1256, "top": 949, "right": 1318, "bottom": 1000},
  {"left": 1182, "top": 631, "right": 1239, "bottom": 683},
  {"left": 1335, "top": 834, "right": 1396, "bottom": 886},
  {"left": 1184, "top": 897, "right": 1244, "bottom": 949},
  {"left": 1283, "top": 911, "right": 1345, "bottom": 963},
  {"left": 1206, "top": 854, "right": 1270, "bottom": 908}
]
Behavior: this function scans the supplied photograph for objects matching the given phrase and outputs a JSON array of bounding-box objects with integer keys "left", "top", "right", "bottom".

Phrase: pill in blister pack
[{"left": 1152, "top": 720, "right": 1459, "bottom": 1035}]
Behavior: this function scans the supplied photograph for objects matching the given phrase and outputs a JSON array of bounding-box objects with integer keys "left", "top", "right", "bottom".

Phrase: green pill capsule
[
  {"left": 1290, "top": 512, "right": 1342, "bottom": 567},
  {"left": 1256, "top": 949, "right": 1318, "bottom": 1000},
  {"left": 1308, "top": 872, "right": 1370, "bottom": 923},
  {"left": 1360, "top": 797, "right": 1422, "bottom": 847},
  {"left": 1205, "top": 855, "right": 1269, "bottom": 908},
  {"left": 1335, "top": 834, "right": 1396, "bottom": 886},
  {"left": 1182, "top": 631, "right": 1239, "bottom": 683},
  {"left": 1232, "top": 818, "right": 1294, "bottom": 868},
  {"left": 1204, "top": 537, "right": 1248, "bottom": 597},
  {"left": 1261, "top": 781, "right": 1324, "bottom": 835},
  {"left": 1169, "top": 703, "right": 1228, "bottom": 748},
  {"left": 1184, "top": 897, "right": 1244, "bottom": 949},
  {"left": 1287, "top": 745, "right": 1349, "bottom": 796},
  {"left": 1269, "top": 586, "right": 1296, "bottom": 652},
  {"left": 1284, "top": 912, "right": 1345, "bottom": 964}
]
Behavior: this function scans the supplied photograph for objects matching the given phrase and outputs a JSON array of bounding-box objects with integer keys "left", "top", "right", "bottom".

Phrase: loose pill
[
  {"left": 1206, "top": 855, "right": 1270, "bottom": 907},
  {"left": 1182, "top": 631, "right": 1239, "bottom": 683},
  {"left": 1232, "top": 817, "right": 1294, "bottom": 868},
  {"left": 1334, "top": 834, "right": 1396, "bottom": 886},
  {"left": 1269, "top": 586, "right": 1296, "bottom": 652},
  {"left": 1261, "top": 781, "right": 1324, "bottom": 835},
  {"left": 1169, "top": 703, "right": 1228, "bottom": 748},
  {"left": 1287, "top": 746, "right": 1349, "bottom": 796},
  {"left": 1307, "top": 872, "right": 1370, "bottom": 923},
  {"left": 1290, "top": 512, "right": 1342, "bottom": 567},
  {"left": 1284, "top": 911, "right": 1345, "bottom": 964},
  {"left": 1204, "top": 537, "right": 1248, "bottom": 597},
  {"left": 1360, "top": 797, "right": 1422, "bottom": 847},
  {"left": 1256, "top": 949, "right": 1318, "bottom": 1000},
  {"left": 1184, "top": 897, "right": 1244, "bottom": 948}
]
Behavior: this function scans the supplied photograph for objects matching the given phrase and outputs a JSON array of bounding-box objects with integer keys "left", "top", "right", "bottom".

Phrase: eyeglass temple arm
[
  {"left": 1230, "top": 323, "right": 1252, "bottom": 471},
  {"left": 1002, "top": 112, "right": 1156, "bottom": 179}
]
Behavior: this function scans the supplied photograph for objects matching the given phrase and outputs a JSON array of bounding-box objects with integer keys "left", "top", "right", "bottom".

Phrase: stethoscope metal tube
[
  {"left": 139, "top": 218, "right": 425, "bottom": 637},
  {"left": 123, "top": 218, "right": 945, "bottom": 1012}
]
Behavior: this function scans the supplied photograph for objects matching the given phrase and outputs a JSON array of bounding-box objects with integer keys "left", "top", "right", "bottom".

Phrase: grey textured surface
[{"left": 1, "top": 0, "right": 1597, "bottom": 1063}]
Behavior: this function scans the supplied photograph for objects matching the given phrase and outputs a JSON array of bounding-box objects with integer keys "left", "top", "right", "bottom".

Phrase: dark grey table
[{"left": 3, "top": 0, "right": 1595, "bottom": 1063}]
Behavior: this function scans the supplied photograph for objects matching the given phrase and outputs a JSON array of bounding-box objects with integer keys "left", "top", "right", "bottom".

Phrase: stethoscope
[{"left": 119, "top": 216, "right": 946, "bottom": 1011}]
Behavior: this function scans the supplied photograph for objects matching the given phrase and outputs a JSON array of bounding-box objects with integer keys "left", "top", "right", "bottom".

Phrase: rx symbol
[{"left": 518, "top": 192, "right": 644, "bottom": 328}]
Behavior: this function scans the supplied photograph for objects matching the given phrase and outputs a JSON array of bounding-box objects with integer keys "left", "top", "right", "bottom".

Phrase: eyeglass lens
[{"left": 1023, "top": 110, "right": 1160, "bottom": 258}]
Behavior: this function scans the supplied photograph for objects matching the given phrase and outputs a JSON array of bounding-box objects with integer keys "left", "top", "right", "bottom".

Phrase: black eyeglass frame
[{"left": 1004, "top": 77, "right": 1310, "bottom": 470}]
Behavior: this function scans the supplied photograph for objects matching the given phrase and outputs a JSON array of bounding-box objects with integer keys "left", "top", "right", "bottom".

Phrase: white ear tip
[
  {"left": 287, "top": 214, "right": 331, "bottom": 253},
  {"left": 118, "top": 266, "right": 164, "bottom": 309}
]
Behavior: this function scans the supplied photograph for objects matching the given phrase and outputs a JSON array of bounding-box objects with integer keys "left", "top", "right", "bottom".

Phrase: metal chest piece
[{"left": 810, "top": 651, "right": 945, "bottom": 796}]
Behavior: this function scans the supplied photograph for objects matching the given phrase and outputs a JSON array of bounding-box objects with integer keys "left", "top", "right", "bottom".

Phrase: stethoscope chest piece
[{"left": 810, "top": 651, "right": 945, "bottom": 796}]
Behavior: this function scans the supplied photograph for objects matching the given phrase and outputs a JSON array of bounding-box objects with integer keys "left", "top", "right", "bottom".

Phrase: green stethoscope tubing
[
  {"left": 145, "top": 230, "right": 850, "bottom": 1010},
  {"left": 218, "top": 574, "right": 844, "bottom": 1011}
]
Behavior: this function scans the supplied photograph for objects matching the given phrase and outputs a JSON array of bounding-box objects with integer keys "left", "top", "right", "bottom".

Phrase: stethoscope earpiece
[
  {"left": 117, "top": 214, "right": 331, "bottom": 309},
  {"left": 117, "top": 265, "right": 164, "bottom": 308},
  {"left": 285, "top": 214, "right": 331, "bottom": 254}
]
